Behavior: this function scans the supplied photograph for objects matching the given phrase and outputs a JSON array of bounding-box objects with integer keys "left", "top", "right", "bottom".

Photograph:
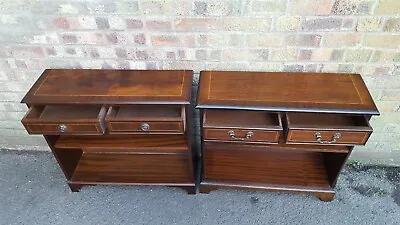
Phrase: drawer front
[
  {"left": 204, "top": 128, "right": 280, "bottom": 143},
  {"left": 71, "top": 152, "right": 193, "bottom": 183},
  {"left": 22, "top": 105, "right": 106, "bottom": 135},
  {"left": 24, "top": 122, "right": 104, "bottom": 135},
  {"left": 287, "top": 130, "right": 371, "bottom": 145},
  {"left": 107, "top": 121, "right": 183, "bottom": 133}
]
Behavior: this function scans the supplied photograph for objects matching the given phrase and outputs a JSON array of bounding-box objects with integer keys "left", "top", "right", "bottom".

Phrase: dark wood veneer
[
  {"left": 22, "top": 105, "right": 107, "bottom": 135},
  {"left": 22, "top": 69, "right": 193, "bottom": 105},
  {"left": 21, "top": 69, "right": 195, "bottom": 194},
  {"left": 197, "top": 71, "right": 378, "bottom": 201},
  {"left": 197, "top": 71, "right": 379, "bottom": 115},
  {"left": 203, "top": 143, "right": 333, "bottom": 191},
  {"left": 55, "top": 134, "right": 189, "bottom": 152},
  {"left": 286, "top": 112, "right": 372, "bottom": 145},
  {"left": 106, "top": 105, "right": 185, "bottom": 134},
  {"left": 71, "top": 153, "right": 192, "bottom": 183},
  {"left": 203, "top": 109, "right": 282, "bottom": 144}
]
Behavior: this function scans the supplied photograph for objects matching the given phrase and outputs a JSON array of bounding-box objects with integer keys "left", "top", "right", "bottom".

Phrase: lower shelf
[
  {"left": 51, "top": 133, "right": 195, "bottom": 186},
  {"left": 69, "top": 152, "right": 193, "bottom": 184},
  {"left": 52, "top": 134, "right": 194, "bottom": 185},
  {"left": 203, "top": 143, "right": 336, "bottom": 193}
]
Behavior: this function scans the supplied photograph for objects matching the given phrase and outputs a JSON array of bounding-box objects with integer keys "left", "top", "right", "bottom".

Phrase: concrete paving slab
[{"left": 0, "top": 150, "right": 399, "bottom": 225}]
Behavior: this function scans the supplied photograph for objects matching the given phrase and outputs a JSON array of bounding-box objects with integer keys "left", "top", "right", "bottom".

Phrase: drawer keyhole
[
  {"left": 141, "top": 123, "right": 150, "bottom": 131},
  {"left": 58, "top": 124, "right": 68, "bottom": 132}
]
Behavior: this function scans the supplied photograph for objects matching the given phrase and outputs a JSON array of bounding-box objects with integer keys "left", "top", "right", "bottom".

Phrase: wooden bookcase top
[
  {"left": 197, "top": 71, "right": 379, "bottom": 115},
  {"left": 22, "top": 69, "right": 193, "bottom": 105}
]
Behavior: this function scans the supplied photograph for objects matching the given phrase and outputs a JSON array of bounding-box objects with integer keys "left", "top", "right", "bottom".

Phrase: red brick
[
  {"left": 126, "top": 19, "right": 143, "bottom": 29},
  {"left": 6, "top": 46, "right": 44, "bottom": 57},
  {"left": 46, "top": 47, "right": 57, "bottom": 56},
  {"left": 284, "top": 34, "right": 322, "bottom": 47},
  {"left": 223, "top": 17, "right": 271, "bottom": 31},
  {"left": 60, "top": 34, "right": 77, "bottom": 43},
  {"left": 151, "top": 35, "right": 195, "bottom": 47},
  {"left": 309, "top": 49, "right": 338, "bottom": 61},
  {"left": 247, "top": 34, "right": 282, "bottom": 47},
  {"left": 341, "top": 18, "right": 355, "bottom": 30},
  {"left": 146, "top": 62, "right": 158, "bottom": 69},
  {"left": 77, "top": 17, "right": 96, "bottom": 29},
  {"left": 141, "top": 0, "right": 191, "bottom": 16},
  {"left": 165, "top": 51, "right": 176, "bottom": 60},
  {"left": 289, "top": 0, "right": 335, "bottom": 15},
  {"left": 196, "top": 50, "right": 207, "bottom": 60},
  {"left": 298, "top": 50, "right": 312, "bottom": 60},
  {"left": 73, "top": 32, "right": 105, "bottom": 44},
  {"left": 222, "top": 49, "right": 248, "bottom": 61},
  {"left": 105, "top": 32, "right": 130, "bottom": 45},
  {"left": 322, "top": 34, "right": 362, "bottom": 47},
  {"left": 59, "top": 31, "right": 106, "bottom": 44},
  {"left": 134, "top": 33, "right": 146, "bottom": 45},
  {"left": 249, "top": 49, "right": 269, "bottom": 61},
  {"left": 174, "top": 18, "right": 220, "bottom": 31},
  {"left": 194, "top": 1, "right": 207, "bottom": 16},
  {"left": 7, "top": 59, "right": 45, "bottom": 70},
  {"left": 283, "top": 64, "right": 304, "bottom": 72},
  {"left": 52, "top": 17, "right": 69, "bottom": 29},
  {"left": 331, "top": 0, "right": 359, "bottom": 15},
  {"left": 96, "top": 17, "right": 110, "bottom": 29},
  {"left": 115, "top": 48, "right": 128, "bottom": 59},
  {"left": 146, "top": 20, "right": 172, "bottom": 30},
  {"left": 302, "top": 18, "right": 342, "bottom": 31},
  {"left": 162, "top": 61, "right": 204, "bottom": 72},
  {"left": 365, "top": 35, "right": 400, "bottom": 48}
]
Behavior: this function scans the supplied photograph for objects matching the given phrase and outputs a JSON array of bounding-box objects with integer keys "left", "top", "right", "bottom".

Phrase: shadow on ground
[{"left": 0, "top": 150, "right": 399, "bottom": 225}]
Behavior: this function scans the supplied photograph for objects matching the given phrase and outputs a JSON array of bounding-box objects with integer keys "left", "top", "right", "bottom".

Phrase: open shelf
[
  {"left": 70, "top": 153, "right": 192, "bottom": 184},
  {"left": 203, "top": 144, "right": 334, "bottom": 192},
  {"left": 52, "top": 134, "right": 192, "bottom": 185}
]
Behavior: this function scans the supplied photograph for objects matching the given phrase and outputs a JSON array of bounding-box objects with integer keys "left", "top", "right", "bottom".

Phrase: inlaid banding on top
[{"left": 207, "top": 72, "right": 363, "bottom": 104}]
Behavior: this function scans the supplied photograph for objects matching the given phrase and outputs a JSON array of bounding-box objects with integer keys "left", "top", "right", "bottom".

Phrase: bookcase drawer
[
  {"left": 22, "top": 105, "right": 106, "bottom": 135},
  {"left": 106, "top": 105, "right": 185, "bottom": 134},
  {"left": 286, "top": 113, "right": 372, "bottom": 145},
  {"left": 203, "top": 109, "right": 282, "bottom": 144}
]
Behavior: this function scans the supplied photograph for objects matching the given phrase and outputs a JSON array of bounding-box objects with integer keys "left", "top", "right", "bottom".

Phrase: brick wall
[{"left": 0, "top": 0, "right": 399, "bottom": 163}]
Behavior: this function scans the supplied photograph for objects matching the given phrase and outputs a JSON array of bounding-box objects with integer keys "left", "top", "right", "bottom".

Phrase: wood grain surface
[
  {"left": 286, "top": 112, "right": 372, "bottom": 145},
  {"left": 55, "top": 134, "right": 189, "bottom": 152},
  {"left": 22, "top": 105, "right": 106, "bottom": 135},
  {"left": 71, "top": 153, "right": 193, "bottom": 183},
  {"left": 22, "top": 69, "right": 193, "bottom": 104},
  {"left": 197, "top": 71, "right": 379, "bottom": 115},
  {"left": 203, "top": 143, "right": 332, "bottom": 191}
]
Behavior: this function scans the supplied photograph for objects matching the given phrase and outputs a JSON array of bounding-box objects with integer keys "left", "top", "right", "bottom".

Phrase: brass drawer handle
[
  {"left": 228, "top": 130, "right": 253, "bottom": 141},
  {"left": 315, "top": 132, "right": 341, "bottom": 144},
  {"left": 141, "top": 123, "right": 150, "bottom": 131},
  {"left": 58, "top": 124, "right": 68, "bottom": 132}
]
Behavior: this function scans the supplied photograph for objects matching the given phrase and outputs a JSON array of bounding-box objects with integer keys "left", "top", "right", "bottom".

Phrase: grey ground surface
[{"left": 0, "top": 150, "right": 399, "bottom": 225}]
